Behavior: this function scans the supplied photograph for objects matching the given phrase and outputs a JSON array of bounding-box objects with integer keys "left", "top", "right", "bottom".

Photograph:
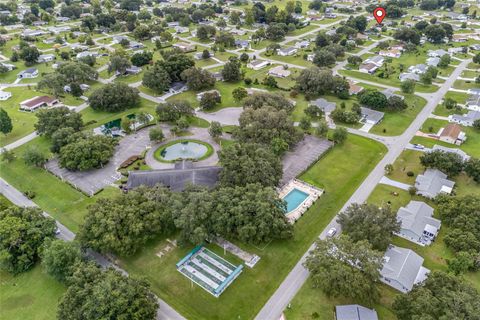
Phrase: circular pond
[{"left": 154, "top": 140, "right": 213, "bottom": 162}]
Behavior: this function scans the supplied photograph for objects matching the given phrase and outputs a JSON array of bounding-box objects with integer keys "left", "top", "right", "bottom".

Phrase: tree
[
  {"left": 78, "top": 186, "right": 174, "bottom": 255},
  {"left": 0, "top": 206, "right": 56, "bottom": 274},
  {"left": 465, "top": 158, "right": 480, "bottom": 183},
  {"left": 242, "top": 92, "right": 294, "bottom": 113},
  {"left": 424, "top": 24, "right": 446, "bottom": 43},
  {"left": 180, "top": 67, "right": 215, "bottom": 91},
  {"left": 108, "top": 54, "right": 131, "bottom": 75},
  {"left": 1, "top": 149, "right": 15, "bottom": 163},
  {"left": 131, "top": 51, "right": 153, "bottom": 67},
  {"left": 420, "top": 150, "right": 465, "bottom": 176},
  {"left": 157, "top": 51, "right": 194, "bottom": 82},
  {"left": 51, "top": 128, "right": 83, "bottom": 153},
  {"left": 332, "top": 127, "right": 348, "bottom": 144},
  {"left": 89, "top": 83, "right": 140, "bottom": 112},
  {"left": 219, "top": 143, "right": 282, "bottom": 187},
  {"left": 19, "top": 46, "right": 40, "bottom": 66},
  {"left": 58, "top": 135, "right": 117, "bottom": 171},
  {"left": 35, "top": 107, "right": 83, "bottom": 137},
  {"left": 385, "top": 164, "right": 394, "bottom": 175},
  {"left": 22, "top": 146, "right": 46, "bottom": 167},
  {"left": 393, "top": 27, "right": 420, "bottom": 44},
  {"left": 447, "top": 251, "right": 475, "bottom": 275},
  {"left": 304, "top": 236, "right": 383, "bottom": 304},
  {"left": 299, "top": 117, "right": 311, "bottom": 131},
  {"left": 156, "top": 101, "right": 194, "bottom": 122},
  {"left": 208, "top": 121, "right": 223, "bottom": 139},
  {"left": 400, "top": 79, "right": 415, "bottom": 93},
  {"left": 358, "top": 90, "right": 388, "bottom": 110},
  {"left": 142, "top": 64, "right": 171, "bottom": 93},
  {"left": 58, "top": 263, "right": 158, "bottom": 320},
  {"left": 296, "top": 67, "right": 335, "bottom": 98},
  {"left": 316, "top": 120, "right": 329, "bottom": 137},
  {"left": 176, "top": 116, "right": 189, "bottom": 131},
  {"left": 347, "top": 55, "right": 362, "bottom": 66},
  {"left": 337, "top": 203, "right": 400, "bottom": 251},
  {"left": 474, "top": 119, "right": 480, "bottom": 131},
  {"left": 221, "top": 57, "right": 242, "bottom": 82},
  {"left": 387, "top": 96, "right": 408, "bottom": 111},
  {"left": 232, "top": 87, "right": 248, "bottom": 102},
  {"left": 265, "top": 23, "right": 287, "bottom": 41},
  {"left": 41, "top": 240, "right": 82, "bottom": 282},
  {"left": 200, "top": 91, "right": 221, "bottom": 110},
  {"left": 473, "top": 53, "right": 480, "bottom": 64},
  {"left": 420, "top": 70, "right": 433, "bottom": 85},
  {"left": 313, "top": 49, "right": 336, "bottom": 67},
  {"left": 133, "top": 25, "right": 151, "bottom": 40},
  {"left": 202, "top": 49, "right": 210, "bottom": 59},
  {"left": 393, "top": 271, "right": 480, "bottom": 320},
  {"left": 235, "top": 106, "right": 302, "bottom": 148},
  {"left": 0, "top": 108, "right": 12, "bottom": 135},
  {"left": 439, "top": 54, "right": 451, "bottom": 68},
  {"left": 149, "top": 127, "right": 164, "bottom": 142}
]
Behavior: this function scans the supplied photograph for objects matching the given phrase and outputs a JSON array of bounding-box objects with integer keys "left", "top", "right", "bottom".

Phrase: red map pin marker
[{"left": 373, "top": 7, "right": 386, "bottom": 24}]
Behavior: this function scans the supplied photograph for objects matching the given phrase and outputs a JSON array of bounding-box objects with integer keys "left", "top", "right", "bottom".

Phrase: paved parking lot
[
  {"left": 281, "top": 135, "right": 333, "bottom": 186},
  {"left": 45, "top": 129, "right": 151, "bottom": 195}
]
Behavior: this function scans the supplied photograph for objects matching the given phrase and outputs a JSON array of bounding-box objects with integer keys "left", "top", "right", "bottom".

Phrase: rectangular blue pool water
[{"left": 283, "top": 188, "right": 309, "bottom": 213}]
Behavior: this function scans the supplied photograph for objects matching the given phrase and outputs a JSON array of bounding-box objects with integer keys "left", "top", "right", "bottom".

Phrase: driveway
[
  {"left": 379, "top": 176, "right": 412, "bottom": 191},
  {"left": 195, "top": 107, "right": 243, "bottom": 126}
]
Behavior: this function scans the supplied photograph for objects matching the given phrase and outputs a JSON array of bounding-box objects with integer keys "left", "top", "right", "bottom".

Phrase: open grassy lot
[
  {"left": 453, "top": 79, "right": 480, "bottom": 91},
  {"left": 0, "top": 265, "right": 65, "bottom": 320},
  {"left": 120, "top": 134, "right": 387, "bottom": 319}
]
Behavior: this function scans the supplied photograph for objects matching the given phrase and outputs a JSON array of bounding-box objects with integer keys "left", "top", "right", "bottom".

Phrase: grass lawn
[
  {"left": 453, "top": 79, "right": 480, "bottom": 91},
  {"left": 0, "top": 137, "right": 121, "bottom": 232},
  {"left": 0, "top": 265, "right": 65, "bottom": 320},
  {"left": 120, "top": 134, "right": 387, "bottom": 320},
  {"left": 339, "top": 69, "right": 439, "bottom": 93},
  {"left": 417, "top": 118, "right": 480, "bottom": 158}
]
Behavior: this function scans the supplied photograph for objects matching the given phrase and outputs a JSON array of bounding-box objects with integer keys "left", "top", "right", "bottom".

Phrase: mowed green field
[
  {"left": 120, "top": 134, "right": 387, "bottom": 319},
  {"left": 0, "top": 266, "right": 65, "bottom": 320}
]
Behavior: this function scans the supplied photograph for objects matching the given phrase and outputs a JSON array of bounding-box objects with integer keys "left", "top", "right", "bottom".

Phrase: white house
[
  {"left": 0, "top": 91, "right": 12, "bottom": 100},
  {"left": 396, "top": 201, "right": 441, "bottom": 246},
  {"left": 37, "top": 54, "right": 56, "bottom": 63},
  {"left": 247, "top": 60, "right": 270, "bottom": 70},
  {"left": 380, "top": 245, "right": 430, "bottom": 293},
  {"left": 17, "top": 68, "right": 38, "bottom": 79},
  {"left": 268, "top": 65, "right": 291, "bottom": 78},
  {"left": 277, "top": 47, "right": 297, "bottom": 56}
]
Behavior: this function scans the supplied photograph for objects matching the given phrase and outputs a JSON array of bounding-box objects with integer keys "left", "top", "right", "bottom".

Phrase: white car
[
  {"left": 326, "top": 227, "right": 337, "bottom": 238},
  {"left": 413, "top": 144, "right": 425, "bottom": 150}
]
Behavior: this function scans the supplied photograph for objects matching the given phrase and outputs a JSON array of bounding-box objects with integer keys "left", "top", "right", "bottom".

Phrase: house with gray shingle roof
[
  {"left": 466, "top": 94, "right": 480, "bottom": 111},
  {"left": 126, "top": 161, "right": 221, "bottom": 192},
  {"left": 310, "top": 98, "right": 336, "bottom": 114},
  {"left": 380, "top": 245, "right": 430, "bottom": 293},
  {"left": 448, "top": 110, "right": 480, "bottom": 127},
  {"left": 396, "top": 201, "right": 441, "bottom": 246},
  {"left": 360, "top": 107, "right": 384, "bottom": 124},
  {"left": 415, "top": 169, "right": 455, "bottom": 198},
  {"left": 335, "top": 305, "right": 378, "bottom": 320}
]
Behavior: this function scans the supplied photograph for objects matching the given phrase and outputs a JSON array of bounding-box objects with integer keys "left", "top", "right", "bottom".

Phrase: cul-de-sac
[{"left": 0, "top": 0, "right": 479, "bottom": 319}]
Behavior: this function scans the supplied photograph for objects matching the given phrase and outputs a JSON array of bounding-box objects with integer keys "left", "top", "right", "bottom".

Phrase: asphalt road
[{"left": 255, "top": 58, "right": 471, "bottom": 320}]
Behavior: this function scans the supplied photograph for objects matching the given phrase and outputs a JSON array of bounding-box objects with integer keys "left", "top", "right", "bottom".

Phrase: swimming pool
[{"left": 283, "top": 188, "right": 309, "bottom": 213}]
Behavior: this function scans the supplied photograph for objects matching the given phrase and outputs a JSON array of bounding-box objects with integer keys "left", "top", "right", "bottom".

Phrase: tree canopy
[
  {"left": 337, "top": 203, "right": 400, "bottom": 251},
  {"left": 89, "top": 83, "right": 140, "bottom": 112},
  {"left": 242, "top": 92, "right": 294, "bottom": 113},
  {"left": 35, "top": 107, "right": 83, "bottom": 137},
  {"left": 0, "top": 206, "right": 56, "bottom": 274}
]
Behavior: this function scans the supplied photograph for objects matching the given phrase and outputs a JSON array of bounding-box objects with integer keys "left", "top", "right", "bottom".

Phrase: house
[
  {"left": 359, "top": 62, "right": 378, "bottom": 74},
  {"left": 379, "top": 49, "right": 401, "bottom": 58},
  {"left": 0, "top": 91, "right": 12, "bottom": 101},
  {"left": 76, "top": 51, "right": 97, "bottom": 59},
  {"left": 47, "top": 26, "right": 71, "bottom": 34},
  {"left": 347, "top": 80, "right": 364, "bottom": 95},
  {"left": 449, "top": 110, "right": 480, "bottom": 127},
  {"left": 268, "top": 65, "right": 291, "bottom": 78},
  {"left": 22, "top": 29, "right": 46, "bottom": 37},
  {"left": 277, "top": 47, "right": 297, "bottom": 56},
  {"left": 426, "top": 57, "right": 440, "bottom": 67},
  {"left": 396, "top": 201, "right": 441, "bottom": 246},
  {"left": 19, "top": 96, "right": 59, "bottom": 112},
  {"left": 324, "top": 7, "right": 336, "bottom": 18},
  {"left": 294, "top": 40, "right": 310, "bottom": 49},
  {"left": 415, "top": 169, "right": 455, "bottom": 198},
  {"left": 399, "top": 73, "right": 420, "bottom": 82},
  {"left": 247, "top": 60, "right": 270, "bottom": 70},
  {"left": 428, "top": 49, "right": 448, "bottom": 57},
  {"left": 381, "top": 88, "right": 404, "bottom": 100},
  {"left": 438, "top": 123, "right": 467, "bottom": 145},
  {"left": 380, "top": 245, "right": 430, "bottom": 293},
  {"left": 230, "top": 28, "right": 246, "bottom": 36},
  {"left": 196, "top": 89, "right": 220, "bottom": 101},
  {"left": 234, "top": 39, "right": 250, "bottom": 49},
  {"left": 0, "top": 62, "right": 16, "bottom": 71},
  {"left": 112, "top": 35, "right": 129, "bottom": 44},
  {"left": 307, "top": 54, "right": 315, "bottom": 62},
  {"left": 452, "top": 34, "right": 468, "bottom": 42},
  {"left": 17, "top": 68, "right": 38, "bottom": 79},
  {"left": 174, "top": 26, "right": 189, "bottom": 34},
  {"left": 360, "top": 107, "right": 384, "bottom": 124},
  {"left": 37, "top": 54, "right": 56, "bottom": 63},
  {"left": 408, "top": 64, "right": 427, "bottom": 74},
  {"left": 194, "top": 51, "right": 214, "bottom": 60},
  {"left": 64, "top": 84, "right": 90, "bottom": 93},
  {"left": 169, "top": 81, "right": 188, "bottom": 94},
  {"left": 432, "top": 145, "right": 470, "bottom": 161},
  {"left": 365, "top": 55, "right": 384, "bottom": 66},
  {"left": 310, "top": 98, "right": 336, "bottom": 114},
  {"left": 448, "top": 47, "right": 464, "bottom": 55},
  {"left": 466, "top": 93, "right": 480, "bottom": 111},
  {"left": 126, "top": 161, "right": 221, "bottom": 192},
  {"left": 129, "top": 41, "right": 144, "bottom": 49},
  {"left": 335, "top": 305, "right": 378, "bottom": 320},
  {"left": 116, "top": 66, "right": 142, "bottom": 76},
  {"left": 172, "top": 42, "right": 195, "bottom": 53}
]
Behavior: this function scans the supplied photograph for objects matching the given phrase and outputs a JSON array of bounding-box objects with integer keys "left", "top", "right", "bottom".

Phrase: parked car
[
  {"left": 413, "top": 144, "right": 425, "bottom": 150},
  {"left": 326, "top": 227, "right": 337, "bottom": 238}
]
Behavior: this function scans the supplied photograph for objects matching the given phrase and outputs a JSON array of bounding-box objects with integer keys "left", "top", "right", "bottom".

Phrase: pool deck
[{"left": 279, "top": 179, "right": 324, "bottom": 223}]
